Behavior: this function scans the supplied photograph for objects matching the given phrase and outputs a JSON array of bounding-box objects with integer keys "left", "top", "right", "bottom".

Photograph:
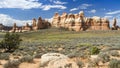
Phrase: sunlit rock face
[
  {"left": 52, "top": 11, "right": 111, "bottom": 31},
  {"left": 9, "top": 23, "right": 18, "bottom": 32},
  {"left": 101, "top": 18, "right": 110, "bottom": 30},
  {"left": 32, "top": 18, "right": 38, "bottom": 30},
  {"left": 60, "top": 12, "right": 67, "bottom": 27},
  {"left": 52, "top": 12, "right": 60, "bottom": 27},
  {"left": 22, "top": 23, "right": 31, "bottom": 31}
]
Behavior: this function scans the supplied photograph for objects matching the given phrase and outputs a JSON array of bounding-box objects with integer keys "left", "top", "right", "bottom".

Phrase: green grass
[
  {"left": 17, "top": 28, "right": 120, "bottom": 45},
  {"left": 1, "top": 28, "right": 120, "bottom": 45}
]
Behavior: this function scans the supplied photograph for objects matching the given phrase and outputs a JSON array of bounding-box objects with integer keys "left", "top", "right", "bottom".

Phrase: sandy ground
[
  {"left": 0, "top": 59, "right": 40, "bottom": 68},
  {"left": 0, "top": 50, "right": 119, "bottom": 68},
  {"left": 19, "top": 59, "right": 40, "bottom": 68}
]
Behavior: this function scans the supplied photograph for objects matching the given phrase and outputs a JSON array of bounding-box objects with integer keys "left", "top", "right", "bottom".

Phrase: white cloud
[
  {"left": 41, "top": 5, "right": 67, "bottom": 10},
  {"left": 70, "top": 8, "right": 78, "bottom": 11},
  {"left": 0, "top": 0, "right": 42, "bottom": 9},
  {"left": 104, "top": 16, "right": 113, "bottom": 18},
  {"left": 106, "top": 10, "right": 120, "bottom": 15},
  {"left": 53, "top": 1, "right": 67, "bottom": 4},
  {"left": 0, "top": 0, "right": 67, "bottom": 10},
  {"left": 79, "top": 4, "right": 92, "bottom": 9},
  {"left": 70, "top": 3, "right": 92, "bottom": 12},
  {"left": 0, "top": 14, "right": 31, "bottom": 26},
  {"left": 88, "top": 9, "right": 96, "bottom": 13}
]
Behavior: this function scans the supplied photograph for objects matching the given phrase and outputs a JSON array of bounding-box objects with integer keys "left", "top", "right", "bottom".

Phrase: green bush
[
  {"left": 3, "top": 60, "right": 21, "bottom": 68},
  {"left": 0, "top": 32, "right": 22, "bottom": 52},
  {"left": 90, "top": 46, "right": 100, "bottom": 55},
  {"left": 109, "top": 59, "right": 120, "bottom": 68}
]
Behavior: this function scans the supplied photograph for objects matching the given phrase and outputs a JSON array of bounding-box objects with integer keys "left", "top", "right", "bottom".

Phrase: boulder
[
  {"left": 47, "top": 58, "right": 79, "bottom": 68},
  {"left": 40, "top": 53, "right": 79, "bottom": 68},
  {"left": 40, "top": 53, "right": 68, "bottom": 67}
]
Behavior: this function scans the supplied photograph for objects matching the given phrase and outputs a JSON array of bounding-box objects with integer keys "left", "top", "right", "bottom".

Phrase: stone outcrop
[
  {"left": 40, "top": 53, "right": 79, "bottom": 68},
  {"left": 22, "top": 23, "right": 31, "bottom": 32},
  {"left": 9, "top": 17, "right": 51, "bottom": 32},
  {"left": 52, "top": 12, "right": 60, "bottom": 27},
  {"left": 52, "top": 11, "right": 112, "bottom": 31},
  {"left": 32, "top": 17, "right": 51, "bottom": 30},
  {"left": 9, "top": 23, "right": 19, "bottom": 32},
  {"left": 111, "top": 18, "right": 119, "bottom": 30}
]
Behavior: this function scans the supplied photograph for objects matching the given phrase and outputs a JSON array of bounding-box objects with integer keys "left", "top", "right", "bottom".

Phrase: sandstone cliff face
[
  {"left": 52, "top": 11, "right": 111, "bottom": 31},
  {"left": 52, "top": 12, "right": 60, "bottom": 27}
]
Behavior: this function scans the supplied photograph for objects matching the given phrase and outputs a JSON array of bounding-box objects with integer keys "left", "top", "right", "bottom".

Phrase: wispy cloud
[
  {"left": 106, "top": 10, "right": 120, "bottom": 15},
  {"left": 88, "top": 9, "right": 96, "bottom": 13},
  {"left": 41, "top": 5, "right": 67, "bottom": 10},
  {"left": 104, "top": 16, "right": 113, "bottom": 18},
  {"left": 0, "top": 14, "right": 31, "bottom": 26},
  {"left": 79, "top": 4, "right": 92, "bottom": 9},
  {"left": 70, "top": 8, "right": 78, "bottom": 11},
  {"left": 53, "top": 1, "right": 67, "bottom": 4},
  {"left": 70, "top": 3, "right": 92, "bottom": 12}
]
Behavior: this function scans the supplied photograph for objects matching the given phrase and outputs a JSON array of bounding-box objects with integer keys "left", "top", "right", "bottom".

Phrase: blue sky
[{"left": 0, "top": 0, "right": 120, "bottom": 26}]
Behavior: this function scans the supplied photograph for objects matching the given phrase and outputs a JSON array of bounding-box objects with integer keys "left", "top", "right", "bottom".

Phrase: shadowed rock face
[
  {"left": 52, "top": 11, "right": 113, "bottom": 31},
  {"left": 111, "top": 18, "right": 119, "bottom": 30}
]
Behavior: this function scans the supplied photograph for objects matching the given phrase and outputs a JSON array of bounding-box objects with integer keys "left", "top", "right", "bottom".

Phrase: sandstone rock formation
[
  {"left": 9, "top": 17, "right": 51, "bottom": 32},
  {"left": 32, "top": 17, "right": 51, "bottom": 30},
  {"left": 52, "top": 11, "right": 111, "bottom": 31},
  {"left": 32, "top": 18, "right": 37, "bottom": 30},
  {"left": 52, "top": 12, "right": 60, "bottom": 27},
  {"left": 22, "top": 23, "right": 31, "bottom": 32},
  {"left": 111, "top": 18, "right": 119, "bottom": 30},
  {"left": 40, "top": 53, "right": 79, "bottom": 68},
  {"left": 9, "top": 23, "right": 19, "bottom": 32}
]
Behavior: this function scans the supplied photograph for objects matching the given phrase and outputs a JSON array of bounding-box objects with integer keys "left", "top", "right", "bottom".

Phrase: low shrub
[
  {"left": 19, "top": 55, "right": 33, "bottom": 63},
  {"left": 3, "top": 60, "right": 21, "bottom": 68},
  {"left": 109, "top": 59, "right": 120, "bottom": 68},
  {"left": 0, "top": 53, "right": 10, "bottom": 60},
  {"left": 88, "top": 58, "right": 100, "bottom": 67},
  {"left": 76, "top": 60, "right": 83, "bottom": 68},
  {"left": 109, "top": 50, "right": 120, "bottom": 57},
  {"left": 98, "top": 53, "right": 110, "bottom": 63},
  {"left": 90, "top": 46, "right": 100, "bottom": 55}
]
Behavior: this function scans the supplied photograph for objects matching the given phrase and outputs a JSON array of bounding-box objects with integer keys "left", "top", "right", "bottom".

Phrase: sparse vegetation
[
  {"left": 0, "top": 53, "right": 10, "bottom": 60},
  {"left": 0, "top": 28, "right": 120, "bottom": 68},
  {"left": 19, "top": 55, "right": 33, "bottom": 63},
  {"left": 109, "top": 59, "right": 120, "bottom": 68},
  {"left": 98, "top": 52, "right": 110, "bottom": 63},
  {"left": 3, "top": 60, "right": 21, "bottom": 68},
  {"left": 76, "top": 60, "right": 83, "bottom": 68}
]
